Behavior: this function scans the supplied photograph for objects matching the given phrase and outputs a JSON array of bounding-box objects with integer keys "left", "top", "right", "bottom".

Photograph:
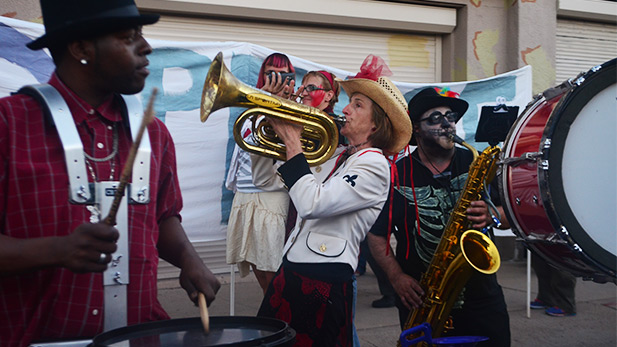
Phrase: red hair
[{"left": 256, "top": 53, "right": 295, "bottom": 88}]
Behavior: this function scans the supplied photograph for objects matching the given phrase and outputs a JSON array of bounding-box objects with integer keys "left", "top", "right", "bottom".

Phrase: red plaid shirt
[{"left": 0, "top": 74, "right": 183, "bottom": 345}]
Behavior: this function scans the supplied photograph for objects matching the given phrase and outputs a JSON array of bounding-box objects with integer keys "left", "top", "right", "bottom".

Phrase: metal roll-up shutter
[
  {"left": 556, "top": 18, "right": 617, "bottom": 83},
  {"left": 147, "top": 14, "right": 440, "bottom": 278},
  {"left": 145, "top": 15, "right": 440, "bottom": 83}
]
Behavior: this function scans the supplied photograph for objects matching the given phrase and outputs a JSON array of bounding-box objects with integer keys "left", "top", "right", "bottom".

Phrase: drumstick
[
  {"left": 102, "top": 88, "right": 158, "bottom": 226},
  {"left": 198, "top": 292, "right": 210, "bottom": 334}
]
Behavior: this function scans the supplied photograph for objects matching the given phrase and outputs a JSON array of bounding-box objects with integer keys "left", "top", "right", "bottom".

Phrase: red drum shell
[
  {"left": 500, "top": 58, "right": 616, "bottom": 282},
  {"left": 91, "top": 316, "right": 295, "bottom": 346}
]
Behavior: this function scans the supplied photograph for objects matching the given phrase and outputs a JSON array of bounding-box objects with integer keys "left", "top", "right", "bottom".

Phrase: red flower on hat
[
  {"left": 353, "top": 55, "right": 393, "bottom": 81},
  {"left": 434, "top": 87, "right": 460, "bottom": 98}
]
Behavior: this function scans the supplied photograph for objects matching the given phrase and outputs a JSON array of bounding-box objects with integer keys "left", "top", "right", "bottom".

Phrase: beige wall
[
  {"left": 2, "top": 0, "right": 614, "bottom": 93},
  {"left": 425, "top": 0, "right": 614, "bottom": 92},
  {"left": 433, "top": 0, "right": 558, "bottom": 93},
  {"left": 0, "top": 0, "right": 41, "bottom": 22}
]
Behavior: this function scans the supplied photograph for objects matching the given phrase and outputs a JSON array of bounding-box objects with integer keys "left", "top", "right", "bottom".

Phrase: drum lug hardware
[
  {"left": 542, "top": 138, "right": 551, "bottom": 149},
  {"left": 533, "top": 195, "right": 539, "bottom": 204},
  {"left": 558, "top": 226, "right": 570, "bottom": 237},
  {"left": 515, "top": 198, "right": 521, "bottom": 205},
  {"left": 571, "top": 70, "right": 587, "bottom": 87},
  {"left": 540, "top": 160, "right": 549, "bottom": 170},
  {"left": 525, "top": 232, "right": 568, "bottom": 245},
  {"left": 573, "top": 76, "right": 586, "bottom": 87},
  {"left": 501, "top": 152, "right": 542, "bottom": 167}
]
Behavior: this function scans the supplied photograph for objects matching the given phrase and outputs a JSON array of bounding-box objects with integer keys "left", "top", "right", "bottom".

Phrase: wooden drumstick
[
  {"left": 198, "top": 292, "right": 210, "bottom": 334},
  {"left": 102, "top": 88, "right": 158, "bottom": 226}
]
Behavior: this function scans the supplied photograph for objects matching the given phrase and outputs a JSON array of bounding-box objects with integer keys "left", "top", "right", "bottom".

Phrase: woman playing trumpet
[{"left": 252, "top": 56, "right": 412, "bottom": 346}]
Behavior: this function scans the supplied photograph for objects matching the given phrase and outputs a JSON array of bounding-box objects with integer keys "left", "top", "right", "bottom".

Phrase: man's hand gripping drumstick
[{"left": 99, "top": 89, "right": 212, "bottom": 334}]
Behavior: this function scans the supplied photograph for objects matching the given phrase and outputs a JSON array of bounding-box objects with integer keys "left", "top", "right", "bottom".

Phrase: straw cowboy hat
[
  {"left": 407, "top": 87, "right": 469, "bottom": 145},
  {"left": 338, "top": 76, "right": 412, "bottom": 154},
  {"left": 28, "top": 0, "right": 159, "bottom": 50}
]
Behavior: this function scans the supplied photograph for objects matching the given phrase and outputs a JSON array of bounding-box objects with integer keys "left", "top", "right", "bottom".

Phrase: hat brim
[
  {"left": 339, "top": 78, "right": 411, "bottom": 154},
  {"left": 409, "top": 95, "right": 468, "bottom": 145},
  {"left": 27, "top": 14, "right": 160, "bottom": 50}
]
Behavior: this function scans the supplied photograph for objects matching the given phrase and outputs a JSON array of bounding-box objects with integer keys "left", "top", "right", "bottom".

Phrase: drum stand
[
  {"left": 527, "top": 249, "right": 531, "bottom": 318},
  {"left": 230, "top": 264, "right": 236, "bottom": 315}
]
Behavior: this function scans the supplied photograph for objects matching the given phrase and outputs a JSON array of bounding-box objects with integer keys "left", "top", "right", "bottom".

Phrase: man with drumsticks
[
  {"left": 0, "top": 0, "right": 220, "bottom": 345},
  {"left": 367, "top": 87, "right": 512, "bottom": 346}
]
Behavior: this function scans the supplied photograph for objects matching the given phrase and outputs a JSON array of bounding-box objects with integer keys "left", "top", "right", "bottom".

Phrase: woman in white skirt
[{"left": 226, "top": 53, "right": 295, "bottom": 293}]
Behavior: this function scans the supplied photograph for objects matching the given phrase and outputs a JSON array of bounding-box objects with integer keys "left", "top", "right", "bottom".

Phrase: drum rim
[
  {"left": 91, "top": 316, "right": 295, "bottom": 346},
  {"left": 498, "top": 95, "right": 587, "bottom": 274},
  {"left": 498, "top": 70, "right": 615, "bottom": 279},
  {"left": 499, "top": 94, "right": 548, "bottom": 241},
  {"left": 539, "top": 58, "right": 617, "bottom": 277}
]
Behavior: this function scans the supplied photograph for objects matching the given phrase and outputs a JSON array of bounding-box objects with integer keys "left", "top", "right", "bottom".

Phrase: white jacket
[{"left": 251, "top": 147, "right": 390, "bottom": 270}]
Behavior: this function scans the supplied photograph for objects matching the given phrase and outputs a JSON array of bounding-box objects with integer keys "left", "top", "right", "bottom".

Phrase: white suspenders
[{"left": 18, "top": 84, "right": 152, "bottom": 332}]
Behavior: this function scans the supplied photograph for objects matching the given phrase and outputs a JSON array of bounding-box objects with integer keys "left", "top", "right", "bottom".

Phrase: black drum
[
  {"left": 500, "top": 58, "right": 616, "bottom": 282},
  {"left": 91, "top": 316, "right": 295, "bottom": 346}
]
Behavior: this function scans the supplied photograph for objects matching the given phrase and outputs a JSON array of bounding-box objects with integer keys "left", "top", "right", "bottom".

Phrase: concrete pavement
[{"left": 158, "top": 259, "right": 617, "bottom": 346}]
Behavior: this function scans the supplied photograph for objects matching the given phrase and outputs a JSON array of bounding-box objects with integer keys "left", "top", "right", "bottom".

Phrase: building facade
[
  {"left": 3, "top": 0, "right": 616, "bottom": 93},
  {"left": 2, "top": 0, "right": 616, "bottom": 274}
]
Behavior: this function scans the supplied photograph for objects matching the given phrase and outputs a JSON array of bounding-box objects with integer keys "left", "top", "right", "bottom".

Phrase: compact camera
[{"left": 268, "top": 72, "right": 295, "bottom": 85}]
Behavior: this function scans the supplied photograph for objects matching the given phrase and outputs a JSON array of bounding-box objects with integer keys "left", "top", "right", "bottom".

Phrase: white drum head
[{"left": 561, "top": 83, "right": 617, "bottom": 258}]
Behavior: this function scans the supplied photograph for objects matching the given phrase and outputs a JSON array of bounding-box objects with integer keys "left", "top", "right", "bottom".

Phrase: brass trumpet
[{"left": 200, "top": 52, "right": 340, "bottom": 166}]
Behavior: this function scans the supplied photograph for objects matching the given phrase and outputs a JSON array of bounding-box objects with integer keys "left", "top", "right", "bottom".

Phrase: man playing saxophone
[{"left": 367, "top": 87, "right": 511, "bottom": 346}]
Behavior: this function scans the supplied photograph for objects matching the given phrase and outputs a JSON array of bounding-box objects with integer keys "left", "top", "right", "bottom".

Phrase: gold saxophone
[{"left": 399, "top": 135, "right": 502, "bottom": 346}]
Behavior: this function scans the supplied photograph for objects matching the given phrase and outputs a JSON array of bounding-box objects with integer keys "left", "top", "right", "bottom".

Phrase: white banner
[{"left": 1, "top": 16, "right": 532, "bottom": 242}]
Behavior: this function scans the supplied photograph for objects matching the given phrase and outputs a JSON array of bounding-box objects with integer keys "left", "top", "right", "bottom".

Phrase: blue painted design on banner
[
  {"left": 142, "top": 47, "right": 211, "bottom": 122},
  {"left": 0, "top": 23, "right": 54, "bottom": 82}
]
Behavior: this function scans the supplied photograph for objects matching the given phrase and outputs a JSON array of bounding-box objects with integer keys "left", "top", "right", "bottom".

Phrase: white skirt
[{"left": 226, "top": 190, "right": 290, "bottom": 277}]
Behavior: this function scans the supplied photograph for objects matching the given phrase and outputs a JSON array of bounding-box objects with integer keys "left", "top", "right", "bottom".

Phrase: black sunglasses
[
  {"left": 304, "top": 84, "right": 326, "bottom": 92},
  {"left": 419, "top": 111, "right": 458, "bottom": 125}
]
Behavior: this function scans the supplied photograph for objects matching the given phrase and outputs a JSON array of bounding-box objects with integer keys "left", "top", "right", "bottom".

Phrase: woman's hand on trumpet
[{"left": 267, "top": 116, "right": 303, "bottom": 161}]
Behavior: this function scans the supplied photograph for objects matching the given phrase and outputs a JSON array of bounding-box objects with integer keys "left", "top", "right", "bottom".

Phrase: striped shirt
[
  {"left": 225, "top": 121, "right": 263, "bottom": 193},
  {"left": 0, "top": 74, "right": 182, "bottom": 345}
]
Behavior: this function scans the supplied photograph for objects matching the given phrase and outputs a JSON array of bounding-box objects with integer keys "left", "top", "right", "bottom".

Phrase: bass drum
[
  {"left": 90, "top": 316, "right": 295, "bottom": 346},
  {"left": 500, "top": 58, "right": 616, "bottom": 282}
]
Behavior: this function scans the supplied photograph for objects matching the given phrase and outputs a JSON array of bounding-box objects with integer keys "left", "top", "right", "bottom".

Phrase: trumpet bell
[
  {"left": 200, "top": 52, "right": 339, "bottom": 166},
  {"left": 201, "top": 52, "right": 258, "bottom": 122}
]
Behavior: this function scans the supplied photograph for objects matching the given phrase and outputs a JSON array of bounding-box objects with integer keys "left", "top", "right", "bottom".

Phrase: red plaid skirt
[{"left": 257, "top": 266, "right": 353, "bottom": 347}]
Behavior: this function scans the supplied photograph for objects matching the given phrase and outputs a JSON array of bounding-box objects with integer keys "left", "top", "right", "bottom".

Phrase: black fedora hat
[
  {"left": 27, "top": 0, "right": 160, "bottom": 50},
  {"left": 408, "top": 87, "right": 469, "bottom": 145}
]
